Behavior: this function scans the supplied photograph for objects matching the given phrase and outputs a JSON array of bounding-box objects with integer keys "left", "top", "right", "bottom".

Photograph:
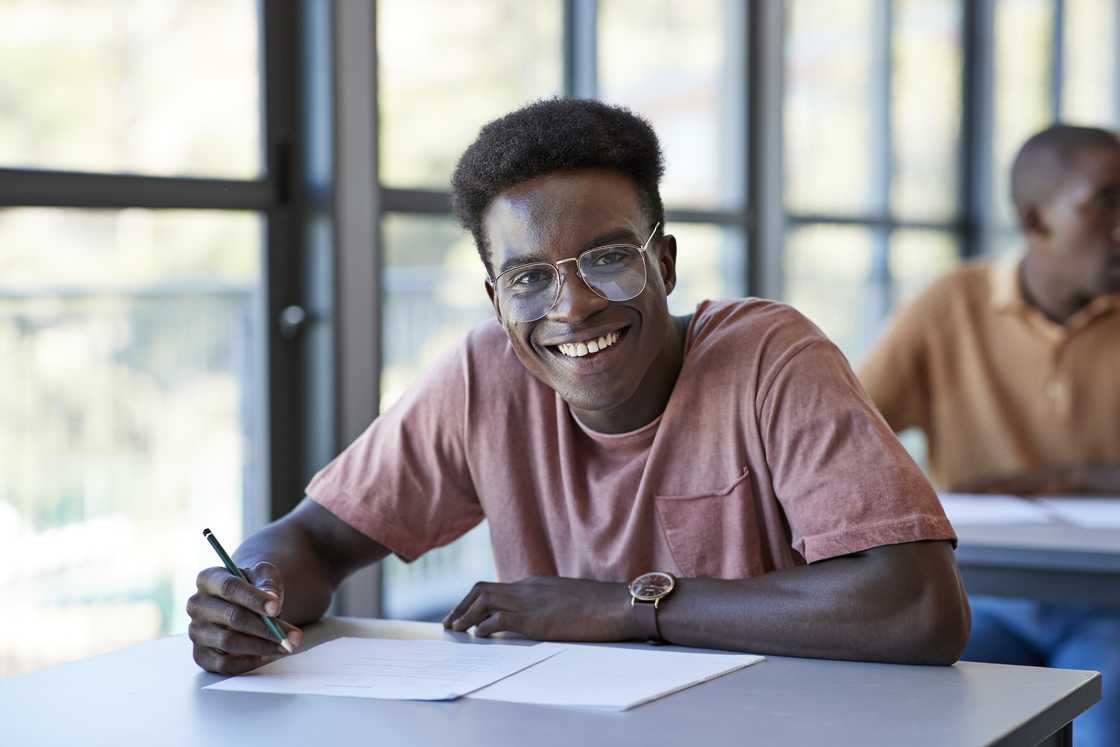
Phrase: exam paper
[
  {"left": 467, "top": 643, "right": 763, "bottom": 711},
  {"left": 203, "top": 637, "right": 560, "bottom": 701},
  {"left": 938, "top": 493, "right": 1055, "bottom": 525},
  {"left": 1037, "top": 497, "right": 1120, "bottom": 528}
]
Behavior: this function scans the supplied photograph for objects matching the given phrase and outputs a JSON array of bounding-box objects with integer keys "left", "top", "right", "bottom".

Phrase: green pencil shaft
[{"left": 203, "top": 530, "right": 289, "bottom": 647}]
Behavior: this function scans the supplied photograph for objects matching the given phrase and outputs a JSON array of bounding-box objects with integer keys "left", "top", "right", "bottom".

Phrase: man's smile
[{"left": 538, "top": 324, "right": 632, "bottom": 372}]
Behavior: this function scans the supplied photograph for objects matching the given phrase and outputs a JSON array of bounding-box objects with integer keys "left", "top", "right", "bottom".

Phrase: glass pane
[
  {"left": 666, "top": 223, "right": 746, "bottom": 315},
  {"left": 993, "top": 0, "right": 1053, "bottom": 227},
  {"left": 786, "top": 0, "right": 876, "bottom": 214},
  {"left": 380, "top": 214, "right": 496, "bottom": 620},
  {"left": 0, "top": 209, "right": 264, "bottom": 675},
  {"left": 599, "top": 0, "right": 745, "bottom": 210},
  {"left": 1063, "top": 0, "right": 1120, "bottom": 126},
  {"left": 889, "top": 229, "right": 959, "bottom": 307},
  {"left": 783, "top": 224, "right": 879, "bottom": 361},
  {"left": 378, "top": 0, "right": 562, "bottom": 189},
  {"left": 892, "top": 0, "right": 963, "bottom": 221},
  {"left": 0, "top": 1, "right": 260, "bottom": 178}
]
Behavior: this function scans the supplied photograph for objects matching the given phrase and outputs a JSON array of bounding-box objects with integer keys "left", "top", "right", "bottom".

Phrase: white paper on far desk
[
  {"left": 203, "top": 637, "right": 560, "bottom": 701},
  {"left": 467, "top": 643, "right": 764, "bottom": 711},
  {"left": 1037, "top": 496, "right": 1120, "bottom": 528},
  {"left": 938, "top": 493, "right": 1055, "bottom": 525}
]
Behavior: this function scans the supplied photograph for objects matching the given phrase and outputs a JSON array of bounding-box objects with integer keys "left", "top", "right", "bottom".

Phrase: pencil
[{"left": 202, "top": 528, "right": 295, "bottom": 654}]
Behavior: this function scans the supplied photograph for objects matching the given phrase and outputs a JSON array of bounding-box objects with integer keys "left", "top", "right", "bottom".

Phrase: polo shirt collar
[{"left": 990, "top": 248, "right": 1118, "bottom": 333}]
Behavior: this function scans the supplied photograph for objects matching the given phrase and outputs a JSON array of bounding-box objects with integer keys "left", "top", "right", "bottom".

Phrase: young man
[
  {"left": 860, "top": 124, "right": 1120, "bottom": 747},
  {"left": 187, "top": 99, "right": 967, "bottom": 675}
]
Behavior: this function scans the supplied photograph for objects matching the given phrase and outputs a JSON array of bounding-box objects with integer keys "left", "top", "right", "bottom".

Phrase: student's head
[
  {"left": 1011, "top": 124, "right": 1120, "bottom": 299},
  {"left": 450, "top": 98, "right": 680, "bottom": 415}
]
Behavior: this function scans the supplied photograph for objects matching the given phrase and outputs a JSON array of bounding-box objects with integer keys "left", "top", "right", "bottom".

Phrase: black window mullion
[
  {"left": 563, "top": 0, "right": 598, "bottom": 98},
  {"left": 871, "top": 0, "right": 894, "bottom": 320},
  {"left": 0, "top": 169, "right": 272, "bottom": 209},
  {"left": 960, "top": 0, "right": 994, "bottom": 259},
  {"left": 1051, "top": 0, "right": 1065, "bottom": 122},
  {"left": 261, "top": 0, "right": 305, "bottom": 521}
]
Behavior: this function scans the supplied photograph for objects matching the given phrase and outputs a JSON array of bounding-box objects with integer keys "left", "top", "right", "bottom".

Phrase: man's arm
[
  {"left": 187, "top": 498, "right": 389, "bottom": 673},
  {"left": 444, "top": 539, "right": 970, "bottom": 666}
]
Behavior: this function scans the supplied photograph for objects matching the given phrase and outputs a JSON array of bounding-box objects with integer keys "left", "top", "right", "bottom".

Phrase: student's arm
[
  {"left": 443, "top": 539, "right": 969, "bottom": 665},
  {"left": 186, "top": 498, "right": 389, "bottom": 674},
  {"left": 858, "top": 278, "right": 947, "bottom": 434},
  {"left": 953, "top": 463, "right": 1120, "bottom": 495}
]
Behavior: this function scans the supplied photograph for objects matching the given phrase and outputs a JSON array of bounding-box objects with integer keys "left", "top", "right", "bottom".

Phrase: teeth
[{"left": 556, "top": 331, "right": 621, "bottom": 358}]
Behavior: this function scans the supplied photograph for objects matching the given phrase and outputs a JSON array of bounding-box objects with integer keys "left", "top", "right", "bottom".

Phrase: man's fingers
[
  {"left": 442, "top": 582, "right": 488, "bottom": 628},
  {"left": 196, "top": 566, "right": 275, "bottom": 617},
  {"left": 186, "top": 593, "right": 274, "bottom": 639},
  {"left": 473, "top": 611, "right": 522, "bottom": 638},
  {"left": 245, "top": 561, "right": 284, "bottom": 617},
  {"left": 192, "top": 645, "right": 283, "bottom": 675},
  {"left": 185, "top": 594, "right": 304, "bottom": 649},
  {"left": 448, "top": 588, "right": 509, "bottom": 633},
  {"left": 189, "top": 621, "right": 292, "bottom": 657}
]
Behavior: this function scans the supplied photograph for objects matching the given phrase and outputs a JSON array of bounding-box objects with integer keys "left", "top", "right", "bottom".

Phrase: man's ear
[
  {"left": 1019, "top": 203, "right": 1049, "bottom": 238},
  {"left": 656, "top": 234, "right": 678, "bottom": 296},
  {"left": 484, "top": 278, "right": 504, "bottom": 323}
]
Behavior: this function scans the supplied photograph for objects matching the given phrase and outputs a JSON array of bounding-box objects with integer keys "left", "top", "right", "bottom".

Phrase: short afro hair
[
  {"left": 1011, "top": 124, "right": 1120, "bottom": 212},
  {"left": 451, "top": 98, "right": 666, "bottom": 275}
]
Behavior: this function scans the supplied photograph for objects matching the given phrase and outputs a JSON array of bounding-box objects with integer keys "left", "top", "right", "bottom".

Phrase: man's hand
[
  {"left": 186, "top": 561, "right": 304, "bottom": 675},
  {"left": 442, "top": 576, "right": 638, "bottom": 641}
]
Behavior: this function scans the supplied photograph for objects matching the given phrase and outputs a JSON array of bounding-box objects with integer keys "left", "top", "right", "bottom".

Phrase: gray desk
[
  {"left": 955, "top": 523, "right": 1120, "bottom": 607},
  {"left": 0, "top": 617, "right": 1100, "bottom": 747}
]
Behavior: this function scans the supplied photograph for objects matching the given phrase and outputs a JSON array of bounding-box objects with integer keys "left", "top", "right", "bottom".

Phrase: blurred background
[{"left": 2, "top": 0, "right": 1118, "bottom": 676}]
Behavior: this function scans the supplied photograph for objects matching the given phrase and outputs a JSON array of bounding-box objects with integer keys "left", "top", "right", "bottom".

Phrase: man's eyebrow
[
  {"left": 495, "top": 228, "right": 643, "bottom": 276},
  {"left": 497, "top": 252, "right": 551, "bottom": 275}
]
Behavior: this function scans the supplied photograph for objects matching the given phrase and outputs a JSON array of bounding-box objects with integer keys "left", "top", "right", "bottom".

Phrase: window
[
  {"left": 784, "top": 0, "right": 963, "bottom": 363},
  {"left": 0, "top": 1, "right": 273, "bottom": 676}
]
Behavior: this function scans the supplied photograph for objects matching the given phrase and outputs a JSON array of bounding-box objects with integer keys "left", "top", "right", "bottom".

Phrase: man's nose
[{"left": 546, "top": 261, "right": 608, "bottom": 323}]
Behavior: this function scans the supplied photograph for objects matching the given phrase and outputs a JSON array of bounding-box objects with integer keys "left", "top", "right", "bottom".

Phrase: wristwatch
[{"left": 628, "top": 571, "right": 676, "bottom": 643}]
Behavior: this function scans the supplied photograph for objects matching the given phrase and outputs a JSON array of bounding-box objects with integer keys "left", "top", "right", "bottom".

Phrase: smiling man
[{"left": 186, "top": 99, "right": 968, "bottom": 675}]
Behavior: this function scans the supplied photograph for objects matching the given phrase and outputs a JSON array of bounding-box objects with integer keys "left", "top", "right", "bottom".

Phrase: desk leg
[{"left": 1034, "top": 723, "right": 1072, "bottom": 747}]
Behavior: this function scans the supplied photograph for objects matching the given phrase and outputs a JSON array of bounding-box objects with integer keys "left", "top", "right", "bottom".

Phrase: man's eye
[
  {"left": 591, "top": 249, "right": 628, "bottom": 267},
  {"left": 510, "top": 270, "right": 551, "bottom": 288}
]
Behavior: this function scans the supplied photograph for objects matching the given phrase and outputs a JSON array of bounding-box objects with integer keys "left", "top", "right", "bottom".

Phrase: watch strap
[{"left": 631, "top": 598, "right": 663, "bottom": 643}]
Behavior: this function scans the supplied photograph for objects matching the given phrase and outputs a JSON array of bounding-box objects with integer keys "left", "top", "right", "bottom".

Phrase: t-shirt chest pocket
[{"left": 654, "top": 465, "right": 758, "bottom": 579}]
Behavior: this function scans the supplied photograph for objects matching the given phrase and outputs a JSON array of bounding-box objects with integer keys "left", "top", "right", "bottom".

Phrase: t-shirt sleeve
[
  {"left": 760, "top": 339, "right": 955, "bottom": 564},
  {"left": 305, "top": 344, "right": 483, "bottom": 562}
]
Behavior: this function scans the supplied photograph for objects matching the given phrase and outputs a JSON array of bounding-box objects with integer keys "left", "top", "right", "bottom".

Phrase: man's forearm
[{"left": 655, "top": 541, "right": 969, "bottom": 665}]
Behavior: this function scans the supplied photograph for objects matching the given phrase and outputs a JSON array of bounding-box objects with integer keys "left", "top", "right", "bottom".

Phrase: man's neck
[
  {"left": 1019, "top": 253, "right": 1089, "bottom": 325},
  {"left": 571, "top": 314, "right": 690, "bottom": 434}
]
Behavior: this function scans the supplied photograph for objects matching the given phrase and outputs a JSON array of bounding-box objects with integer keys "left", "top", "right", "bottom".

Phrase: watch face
[{"left": 630, "top": 571, "right": 675, "bottom": 601}]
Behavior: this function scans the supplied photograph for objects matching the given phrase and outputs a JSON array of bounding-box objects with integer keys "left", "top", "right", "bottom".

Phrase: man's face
[
  {"left": 1035, "top": 146, "right": 1120, "bottom": 298},
  {"left": 482, "top": 168, "right": 677, "bottom": 415}
]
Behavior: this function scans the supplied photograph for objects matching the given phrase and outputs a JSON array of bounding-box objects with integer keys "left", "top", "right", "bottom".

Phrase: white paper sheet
[
  {"left": 203, "top": 637, "right": 561, "bottom": 701},
  {"left": 1037, "top": 497, "right": 1120, "bottom": 528},
  {"left": 938, "top": 493, "right": 1055, "bottom": 525},
  {"left": 467, "top": 643, "right": 764, "bottom": 711}
]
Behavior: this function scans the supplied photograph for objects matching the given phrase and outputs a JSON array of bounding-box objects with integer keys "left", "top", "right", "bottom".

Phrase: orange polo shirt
[{"left": 859, "top": 253, "right": 1120, "bottom": 491}]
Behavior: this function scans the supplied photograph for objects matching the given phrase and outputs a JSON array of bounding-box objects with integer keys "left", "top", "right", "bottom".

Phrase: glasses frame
[{"left": 489, "top": 223, "right": 660, "bottom": 323}]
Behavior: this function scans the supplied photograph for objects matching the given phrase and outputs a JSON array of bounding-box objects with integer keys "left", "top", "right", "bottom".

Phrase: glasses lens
[
  {"left": 497, "top": 263, "right": 558, "bottom": 322},
  {"left": 579, "top": 245, "right": 646, "bottom": 300}
]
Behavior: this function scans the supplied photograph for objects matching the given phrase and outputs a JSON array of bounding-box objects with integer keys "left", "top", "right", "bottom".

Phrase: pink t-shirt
[{"left": 307, "top": 299, "right": 955, "bottom": 582}]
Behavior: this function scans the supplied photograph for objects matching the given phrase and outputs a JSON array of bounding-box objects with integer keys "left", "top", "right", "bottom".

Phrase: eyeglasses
[{"left": 489, "top": 223, "right": 659, "bottom": 323}]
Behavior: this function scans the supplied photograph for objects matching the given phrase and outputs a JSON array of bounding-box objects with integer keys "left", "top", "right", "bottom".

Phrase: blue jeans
[{"left": 963, "top": 596, "right": 1120, "bottom": 747}]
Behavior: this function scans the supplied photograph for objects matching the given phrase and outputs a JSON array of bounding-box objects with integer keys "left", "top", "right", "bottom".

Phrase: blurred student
[{"left": 861, "top": 124, "right": 1120, "bottom": 747}]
